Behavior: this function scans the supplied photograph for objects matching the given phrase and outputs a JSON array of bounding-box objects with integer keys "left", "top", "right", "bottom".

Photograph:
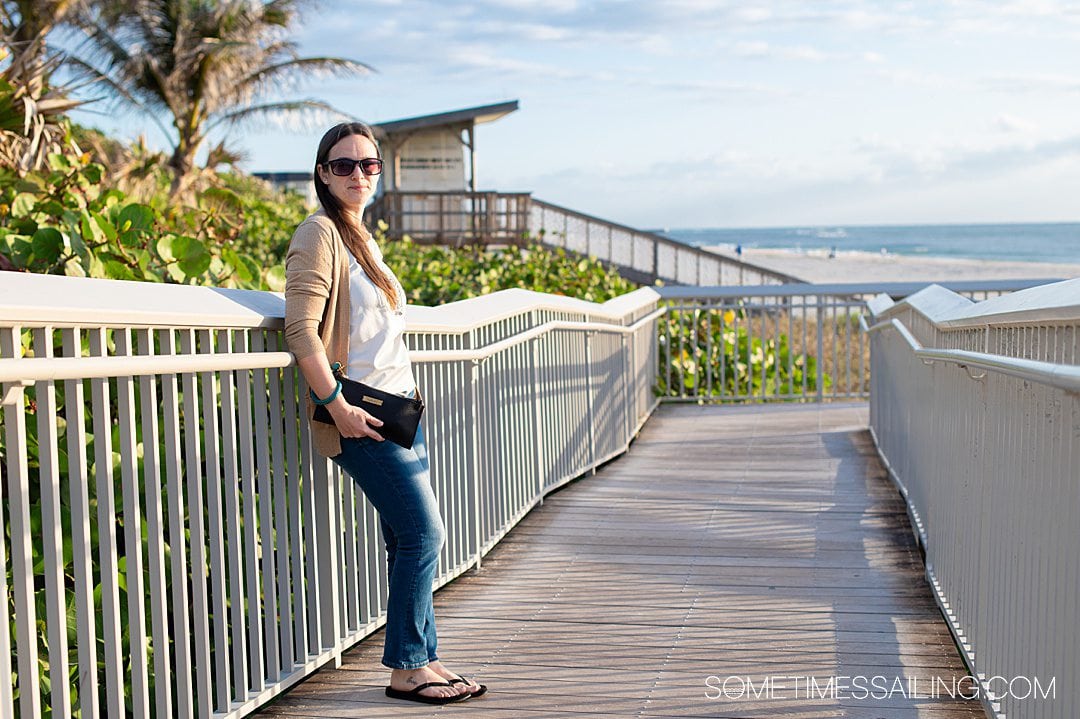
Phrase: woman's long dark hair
[{"left": 314, "top": 122, "right": 399, "bottom": 310}]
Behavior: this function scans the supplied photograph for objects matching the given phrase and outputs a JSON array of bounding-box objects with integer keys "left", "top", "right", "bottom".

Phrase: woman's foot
[
  {"left": 427, "top": 660, "right": 488, "bottom": 696},
  {"left": 388, "top": 665, "right": 466, "bottom": 701}
]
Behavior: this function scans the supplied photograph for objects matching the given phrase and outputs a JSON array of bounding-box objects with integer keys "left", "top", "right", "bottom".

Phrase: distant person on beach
[
  {"left": 284, "top": 122, "right": 486, "bottom": 706},
  {"left": 736, "top": 243, "right": 743, "bottom": 258}
]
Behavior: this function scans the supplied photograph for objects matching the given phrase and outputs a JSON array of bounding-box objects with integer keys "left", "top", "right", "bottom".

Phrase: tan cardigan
[{"left": 283, "top": 210, "right": 362, "bottom": 458}]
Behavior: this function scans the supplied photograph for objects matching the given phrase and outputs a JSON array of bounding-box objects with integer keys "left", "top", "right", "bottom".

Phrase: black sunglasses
[{"left": 325, "top": 157, "right": 384, "bottom": 176}]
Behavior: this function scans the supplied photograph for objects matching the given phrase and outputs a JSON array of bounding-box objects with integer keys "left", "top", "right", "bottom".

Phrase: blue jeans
[{"left": 332, "top": 423, "right": 445, "bottom": 669}]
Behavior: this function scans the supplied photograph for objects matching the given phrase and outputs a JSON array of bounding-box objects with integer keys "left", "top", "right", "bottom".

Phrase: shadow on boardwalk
[{"left": 259, "top": 403, "right": 985, "bottom": 719}]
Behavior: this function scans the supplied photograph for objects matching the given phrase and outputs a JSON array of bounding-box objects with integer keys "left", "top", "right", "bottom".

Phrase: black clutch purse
[{"left": 312, "top": 376, "right": 425, "bottom": 449}]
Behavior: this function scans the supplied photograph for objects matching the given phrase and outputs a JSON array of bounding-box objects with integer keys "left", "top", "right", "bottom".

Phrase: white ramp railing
[
  {"left": 864, "top": 278, "right": 1080, "bottom": 719},
  {"left": 529, "top": 199, "right": 802, "bottom": 286},
  {"left": 0, "top": 273, "right": 660, "bottom": 719}
]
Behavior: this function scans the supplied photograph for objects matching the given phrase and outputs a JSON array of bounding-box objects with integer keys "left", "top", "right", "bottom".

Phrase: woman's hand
[
  {"left": 296, "top": 353, "right": 385, "bottom": 441},
  {"left": 327, "top": 397, "right": 385, "bottom": 441}
]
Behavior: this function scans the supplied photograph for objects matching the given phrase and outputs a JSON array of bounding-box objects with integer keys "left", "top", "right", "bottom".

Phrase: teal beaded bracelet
[{"left": 310, "top": 380, "right": 342, "bottom": 406}]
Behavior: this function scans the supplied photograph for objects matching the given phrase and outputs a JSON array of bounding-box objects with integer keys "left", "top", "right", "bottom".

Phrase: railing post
[
  {"left": 530, "top": 333, "right": 546, "bottom": 504},
  {"left": 437, "top": 193, "right": 445, "bottom": 242},
  {"left": 621, "top": 332, "right": 631, "bottom": 448},
  {"left": 159, "top": 330, "right": 194, "bottom": 718},
  {"left": 816, "top": 295, "right": 825, "bottom": 401},
  {"left": 584, "top": 329, "right": 597, "bottom": 473},
  {"left": 62, "top": 328, "right": 101, "bottom": 717},
  {"left": 469, "top": 357, "right": 483, "bottom": 568},
  {"left": 114, "top": 329, "right": 152, "bottom": 716},
  {"left": 314, "top": 457, "right": 343, "bottom": 666},
  {"left": 90, "top": 327, "right": 129, "bottom": 718},
  {"left": 0, "top": 328, "right": 41, "bottom": 719},
  {"left": 136, "top": 328, "right": 175, "bottom": 716},
  {"left": 0, "top": 393, "right": 13, "bottom": 719},
  {"left": 520, "top": 194, "right": 532, "bottom": 245},
  {"left": 32, "top": 327, "right": 74, "bottom": 717}
]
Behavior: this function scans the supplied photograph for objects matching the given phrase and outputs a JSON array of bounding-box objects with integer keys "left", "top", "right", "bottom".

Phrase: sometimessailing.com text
[{"left": 705, "top": 674, "right": 1056, "bottom": 702}]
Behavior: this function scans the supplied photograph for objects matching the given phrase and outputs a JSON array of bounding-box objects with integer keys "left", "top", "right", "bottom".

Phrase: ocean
[{"left": 663, "top": 222, "right": 1080, "bottom": 265}]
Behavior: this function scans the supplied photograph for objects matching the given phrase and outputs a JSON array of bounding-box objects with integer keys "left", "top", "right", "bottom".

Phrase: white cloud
[
  {"left": 871, "top": 66, "right": 959, "bottom": 90},
  {"left": 631, "top": 75, "right": 794, "bottom": 100},
  {"left": 983, "top": 73, "right": 1080, "bottom": 93},
  {"left": 994, "top": 114, "right": 1039, "bottom": 134},
  {"left": 477, "top": 0, "right": 580, "bottom": 11},
  {"left": 729, "top": 40, "right": 831, "bottom": 61},
  {"left": 440, "top": 47, "right": 593, "bottom": 80},
  {"left": 470, "top": 20, "right": 575, "bottom": 42},
  {"left": 852, "top": 132, "right": 1080, "bottom": 184},
  {"left": 731, "top": 40, "right": 772, "bottom": 58}
]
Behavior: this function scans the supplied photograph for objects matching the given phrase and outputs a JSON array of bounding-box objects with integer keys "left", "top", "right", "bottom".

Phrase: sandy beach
[{"left": 703, "top": 246, "right": 1080, "bottom": 284}]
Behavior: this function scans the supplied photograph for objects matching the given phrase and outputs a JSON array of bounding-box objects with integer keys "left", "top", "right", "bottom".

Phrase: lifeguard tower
[{"left": 368, "top": 100, "right": 527, "bottom": 245}]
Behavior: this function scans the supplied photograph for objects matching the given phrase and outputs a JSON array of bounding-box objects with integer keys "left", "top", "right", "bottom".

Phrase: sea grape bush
[{"left": 658, "top": 307, "right": 827, "bottom": 399}]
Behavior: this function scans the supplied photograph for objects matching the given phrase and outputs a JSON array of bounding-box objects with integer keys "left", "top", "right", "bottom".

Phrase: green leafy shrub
[
  {"left": 658, "top": 306, "right": 828, "bottom": 399},
  {"left": 381, "top": 234, "right": 637, "bottom": 305},
  {"left": 0, "top": 144, "right": 308, "bottom": 290}
]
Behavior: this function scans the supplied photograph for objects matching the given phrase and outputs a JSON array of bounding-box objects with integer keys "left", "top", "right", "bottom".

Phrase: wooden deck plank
[{"left": 257, "top": 403, "right": 985, "bottom": 718}]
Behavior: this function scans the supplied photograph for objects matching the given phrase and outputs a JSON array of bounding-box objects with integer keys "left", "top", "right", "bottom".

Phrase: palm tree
[
  {"left": 1, "top": 1, "right": 88, "bottom": 172},
  {"left": 75, "top": 0, "right": 371, "bottom": 194},
  {"left": 2, "top": 0, "right": 83, "bottom": 66}
]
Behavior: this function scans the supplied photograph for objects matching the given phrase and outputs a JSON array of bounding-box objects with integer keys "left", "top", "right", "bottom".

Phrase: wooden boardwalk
[{"left": 259, "top": 403, "right": 985, "bottom": 719}]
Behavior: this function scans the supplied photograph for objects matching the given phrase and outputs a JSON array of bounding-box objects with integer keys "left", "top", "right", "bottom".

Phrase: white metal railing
[
  {"left": 0, "top": 273, "right": 660, "bottom": 719},
  {"left": 655, "top": 280, "right": 1053, "bottom": 403},
  {"left": 529, "top": 199, "right": 802, "bottom": 286},
  {"left": 864, "top": 278, "right": 1080, "bottom": 719}
]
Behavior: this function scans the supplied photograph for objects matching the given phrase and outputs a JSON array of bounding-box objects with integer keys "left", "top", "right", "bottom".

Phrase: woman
[{"left": 284, "top": 122, "right": 485, "bottom": 705}]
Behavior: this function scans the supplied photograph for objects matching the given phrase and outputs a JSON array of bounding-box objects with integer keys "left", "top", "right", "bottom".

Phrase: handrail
[
  {"left": 0, "top": 352, "right": 295, "bottom": 384},
  {"left": 860, "top": 314, "right": 920, "bottom": 351},
  {"left": 0, "top": 309, "right": 668, "bottom": 382},
  {"left": 405, "top": 286, "right": 660, "bottom": 332},
  {"left": 410, "top": 307, "right": 667, "bottom": 363},
  {"left": 862, "top": 314, "right": 1080, "bottom": 392}
]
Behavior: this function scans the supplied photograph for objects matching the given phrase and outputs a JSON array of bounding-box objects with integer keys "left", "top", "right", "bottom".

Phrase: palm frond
[
  {"left": 244, "top": 56, "right": 374, "bottom": 86},
  {"left": 205, "top": 137, "right": 247, "bottom": 168},
  {"left": 229, "top": 56, "right": 373, "bottom": 105},
  {"left": 208, "top": 98, "right": 351, "bottom": 132}
]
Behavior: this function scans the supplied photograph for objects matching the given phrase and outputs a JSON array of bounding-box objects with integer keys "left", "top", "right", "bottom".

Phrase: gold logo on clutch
[{"left": 362, "top": 395, "right": 384, "bottom": 406}]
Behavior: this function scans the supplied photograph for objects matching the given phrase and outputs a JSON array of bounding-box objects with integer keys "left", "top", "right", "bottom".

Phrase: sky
[{"left": 71, "top": 0, "right": 1080, "bottom": 230}]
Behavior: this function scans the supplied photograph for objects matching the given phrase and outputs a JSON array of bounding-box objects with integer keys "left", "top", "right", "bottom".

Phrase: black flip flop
[
  {"left": 449, "top": 676, "right": 488, "bottom": 697},
  {"left": 385, "top": 681, "right": 470, "bottom": 705}
]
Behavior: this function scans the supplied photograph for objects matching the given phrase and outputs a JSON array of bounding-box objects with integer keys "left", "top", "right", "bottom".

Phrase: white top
[{"left": 345, "top": 239, "right": 414, "bottom": 394}]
